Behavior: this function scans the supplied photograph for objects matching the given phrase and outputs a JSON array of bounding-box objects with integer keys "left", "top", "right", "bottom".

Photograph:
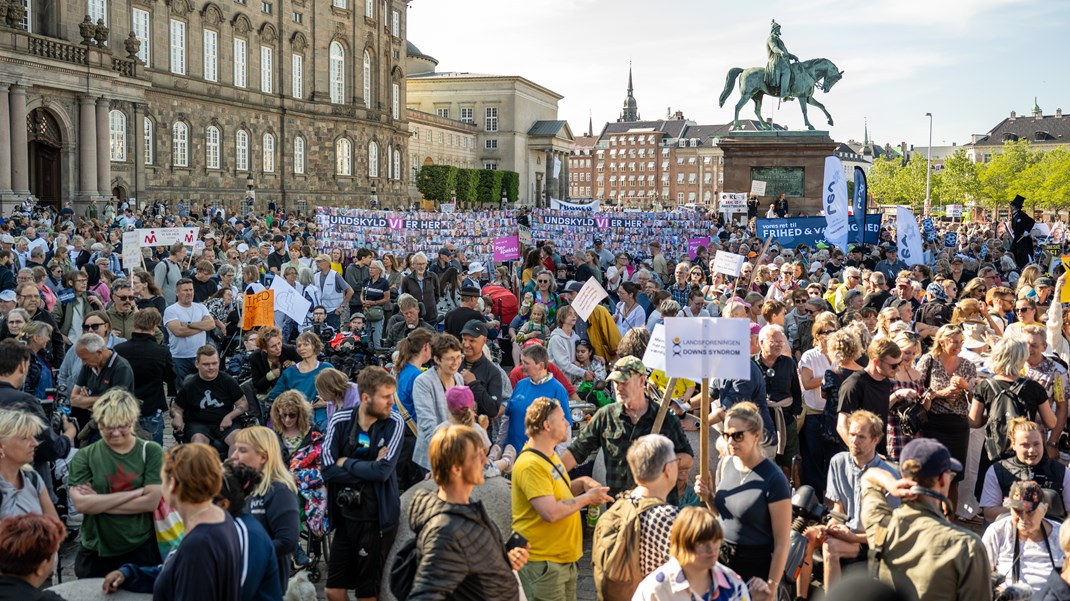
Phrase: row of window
[
  {"left": 610, "top": 135, "right": 658, "bottom": 146},
  {"left": 109, "top": 111, "right": 403, "bottom": 178},
  {"left": 331, "top": 0, "right": 402, "bottom": 36},
  {"left": 432, "top": 106, "right": 498, "bottom": 132}
]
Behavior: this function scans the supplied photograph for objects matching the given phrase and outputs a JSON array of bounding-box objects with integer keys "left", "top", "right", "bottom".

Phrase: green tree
[
  {"left": 501, "top": 171, "right": 520, "bottom": 203},
  {"left": 978, "top": 140, "right": 1043, "bottom": 208},
  {"left": 938, "top": 149, "right": 981, "bottom": 207},
  {"left": 1035, "top": 148, "right": 1070, "bottom": 212},
  {"left": 477, "top": 169, "right": 505, "bottom": 203},
  {"left": 454, "top": 168, "right": 479, "bottom": 205},
  {"left": 417, "top": 165, "right": 457, "bottom": 203},
  {"left": 869, "top": 156, "right": 930, "bottom": 210}
]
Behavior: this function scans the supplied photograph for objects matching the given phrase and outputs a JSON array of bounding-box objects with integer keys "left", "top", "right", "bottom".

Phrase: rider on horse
[{"left": 765, "top": 20, "right": 798, "bottom": 98}]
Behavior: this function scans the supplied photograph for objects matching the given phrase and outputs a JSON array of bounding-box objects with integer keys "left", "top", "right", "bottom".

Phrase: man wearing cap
[
  {"left": 0, "top": 289, "right": 16, "bottom": 319},
  {"left": 314, "top": 254, "right": 352, "bottom": 330},
  {"left": 874, "top": 246, "right": 904, "bottom": 283},
  {"left": 647, "top": 241, "right": 669, "bottom": 285},
  {"left": 561, "top": 356, "right": 694, "bottom": 496},
  {"left": 429, "top": 247, "right": 455, "bottom": 278},
  {"left": 343, "top": 248, "right": 373, "bottom": 316},
  {"left": 459, "top": 319, "right": 507, "bottom": 432},
  {"left": 462, "top": 261, "right": 485, "bottom": 289},
  {"left": 948, "top": 255, "right": 976, "bottom": 289},
  {"left": 982, "top": 480, "right": 1064, "bottom": 594},
  {"left": 1011, "top": 194, "right": 1036, "bottom": 270},
  {"left": 861, "top": 438, "right": 990, "bottom": 600},
  {"left": 266, "top": 234, "right": 289, "bottom": 274},
  {"left": 444, "top": 286, "right": 485, "bottom": 340},
  {"left": 593, "top": 239, "right": 614, "bottom": 271}
]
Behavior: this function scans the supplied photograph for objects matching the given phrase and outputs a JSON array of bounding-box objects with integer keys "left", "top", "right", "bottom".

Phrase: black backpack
[
  {"left": 389, "top": 537, "right": 419, "bottom": 600},
  {"left": 983, "top": 378, "right": 1031, "bottom": 461},
  {"left": 820, "top": 368, "right": 850, "bottom": 445}
]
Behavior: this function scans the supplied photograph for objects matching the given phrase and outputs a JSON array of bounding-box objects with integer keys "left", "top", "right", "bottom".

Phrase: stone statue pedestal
[{"left": 719, "top": 130, "right": 837, "bottom": 218}]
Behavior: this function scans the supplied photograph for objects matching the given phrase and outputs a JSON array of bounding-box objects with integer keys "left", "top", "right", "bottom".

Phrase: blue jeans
[
  {"left": 370, "top": 318, "right": 384, "bottom": 349},
  {"left": 173, "top": 357, "right": 197, "bottom": 391},
  {"left": 140, "top": 411, "right": 164, "bottom": 446}
]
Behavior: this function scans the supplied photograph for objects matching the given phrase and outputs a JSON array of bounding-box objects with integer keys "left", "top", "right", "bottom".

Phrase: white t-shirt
[
  {"left": 982, "top": 515, "right": 1063, "bottom": 593},
  {"left": 980, "top": 465, "right": 1070, "bottom": 512},
  {"left": 163, "top": 301, "right": 211, "bottom": 358},
  {"left": 798, "top": 348, "right": 833, "bottom": 411}
]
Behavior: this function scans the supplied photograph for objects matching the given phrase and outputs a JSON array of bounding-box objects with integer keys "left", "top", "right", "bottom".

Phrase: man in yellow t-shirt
[{"left": 512, "top": 397, "right": 613, "bottom": 601}]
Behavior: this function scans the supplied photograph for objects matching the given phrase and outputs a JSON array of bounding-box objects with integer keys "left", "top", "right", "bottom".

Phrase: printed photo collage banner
[{"left": 315, "top": 207, "right": 711, "bottom": 263}]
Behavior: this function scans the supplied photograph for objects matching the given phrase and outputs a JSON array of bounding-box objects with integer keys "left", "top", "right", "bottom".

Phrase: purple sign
[
  {"left": 688, "top": 237, "right": 711, "bottom": 260},
  {"left": 493, "top": 235, "right": 520, "bottom": 262}
]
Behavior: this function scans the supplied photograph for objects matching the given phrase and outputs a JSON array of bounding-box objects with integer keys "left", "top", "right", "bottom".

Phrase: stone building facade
[{"left": 0, "top": 0, "right": 412, "bottom": 213}]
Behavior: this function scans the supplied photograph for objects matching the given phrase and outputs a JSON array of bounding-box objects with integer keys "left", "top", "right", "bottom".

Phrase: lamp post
[{"left": 924, "top": 112, "right": 933, "bottom": 216}]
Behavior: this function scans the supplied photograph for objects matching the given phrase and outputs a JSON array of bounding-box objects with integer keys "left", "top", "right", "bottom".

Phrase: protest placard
[
  {"left": 269, "top": 276, "right": 311, "bottom": 325},
  {"left": 242, "top": 290, "right": 275, "bottom": 330},
  {"left": 662, "top": 318, "right": 751, "bottom": 380},
  {"left": 750, "top": 180, "right": 767, "bottom": 196},
  {"left": 137, "top": 227, "right": 199, "bottom": 247},
  {"left": 688, "top": 237, "right": 711, "bottom": 260},
  {"left": 717, "top": 193, "right": 747, "bottom": 213},
  {"left": 946, "top": 204, "right": 963, "bottom": 219},
  {"left": 711, "top": 251, "right": 746, "bottom": 277},
  {"left": 642, "top": 324, "right": 667, "bottom": 372},
  {"left": 493, "top": 235, "right": 520, "bottom": 262},
  {"left": 122, "top": 231, "right": 140, "bottom": 271},
  {"left": 571, "top": 277, "right": 608, "bottom": 322}
]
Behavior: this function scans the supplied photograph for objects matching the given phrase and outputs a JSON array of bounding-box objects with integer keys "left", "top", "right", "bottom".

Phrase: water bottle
[{"left": 586, "top": 503, "right": 601, "bottom": 528}]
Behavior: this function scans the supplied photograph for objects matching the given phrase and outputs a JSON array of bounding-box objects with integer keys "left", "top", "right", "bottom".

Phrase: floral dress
[{"left": 284, "top": 429, "right": 328, "bottom": 536}]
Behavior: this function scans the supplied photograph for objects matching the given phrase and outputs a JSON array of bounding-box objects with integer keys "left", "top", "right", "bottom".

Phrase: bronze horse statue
[{"left": 718, "top": 58, "right": 844, "bottom": 131}]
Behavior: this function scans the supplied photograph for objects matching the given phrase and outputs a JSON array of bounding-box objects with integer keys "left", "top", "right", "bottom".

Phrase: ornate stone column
[
  {"left": 96, "top": 97, "right": 110, "bottom": 198},
  {"left": 0, "top": 84, "right": 11, "bottom": 196},
  {"left": 78, "top": 94, "right": 97, "bottom": 199},
  {"left": 9, "top": 85, "right": 29, "bottom": 196}
]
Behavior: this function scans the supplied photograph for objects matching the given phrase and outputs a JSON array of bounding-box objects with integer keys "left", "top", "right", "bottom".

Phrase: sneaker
[
  {"left": 489, "top": 444, "right": 502, "bottom": 462},
  {"left": 293, "top": 544, "right": 312, "bottom": 568},
  {"left": 501, "top": 445, "right": 517, "bottom": 473}
]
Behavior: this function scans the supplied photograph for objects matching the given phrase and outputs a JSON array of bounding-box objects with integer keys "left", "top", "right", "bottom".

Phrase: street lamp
[{"left": 924, "top": 112, "right": 933, "bottom": 216}]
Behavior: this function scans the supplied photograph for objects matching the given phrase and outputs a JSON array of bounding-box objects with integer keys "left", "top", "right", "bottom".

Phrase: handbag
[{"left": 365, "top": 306, "right": 385, "bottom": 322}]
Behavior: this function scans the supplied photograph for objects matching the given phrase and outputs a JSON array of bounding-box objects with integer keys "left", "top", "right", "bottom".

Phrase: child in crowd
[{"left": 437, "top": 386, "right": 516, "bottom": 477}]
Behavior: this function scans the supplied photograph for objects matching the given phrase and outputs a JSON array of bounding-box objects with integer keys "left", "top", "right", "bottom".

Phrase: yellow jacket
[{"left": 587, "top": 305, "right": 621, "bottom": 363}]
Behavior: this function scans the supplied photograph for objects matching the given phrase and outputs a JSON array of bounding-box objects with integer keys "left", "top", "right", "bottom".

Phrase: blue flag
[
  {"left": 944, "top": 232, "right": 958, "bottom": 248},
  {"left": 853, "top": 167, "right": 868, "bottom": 245}
]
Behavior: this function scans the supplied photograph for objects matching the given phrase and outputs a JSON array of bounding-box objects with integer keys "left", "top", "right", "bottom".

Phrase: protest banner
[
  {"left": 122, "top": 231, "right": 140, "bottom": 271},
  {"left": 493, "top": 235, "right": 520, "bottom": 262},
  {"left": 137, "top": 227, "right": 199, "bottom": 247},
  {"left": 896, "top": 206, "right": 924, "bottom": 266},
  {"left": 717, "top": 193, "right": 748, "bottom": 214},
  {"left": 946, "top": 204, "right": 963, "bottom": 219},
  {"left": 822, "top": 156, "right": 850, "bottom": 252},
  {"left": 571, "top": 277, "right": 608, "bottom": 322},
  {"left": 687, "top": 237, "right": 711, "bottom": 260},
  {"left": 269, "top": 275, "right": 311, "bottom": 325},
  {"left": 754, "top": 213, "right": 882, "bottom": 249},
  {"left": 750, "top": 180, "right": 767, "bottom": 196},
  {"left": 440, "top": 202, "right": 456, "bottom": 213},
  {"left": 662, "top": 317, "right": 751, "bottom": 380},
  {"left": 242, "top": 290, "right": 275, "bottom": 330},
  {"left": 550, "top": 198, "right": 600, "bottom": 212},
  {"left": 852, "top": 167, "right": 868, "bottom": 245},
  {"left": 315, "top": 207, "right": 516, "bottom": 263},
  {"left": 711, "top": 251, "right": 746, "bottom": 277},
  {"left": 530, "top": 208, "right": 709, "bottom": 263},
  {"left": 518, "top": 224, "right": 533, "bottom": 247},
  {"left": 1062, "top": 256, "right": 1070, "bottom": 303}
]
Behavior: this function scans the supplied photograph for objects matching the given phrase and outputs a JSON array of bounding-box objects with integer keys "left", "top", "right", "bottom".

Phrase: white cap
[
  {"left": 236, "top": 243, "right": 250, "bottom": 253},
  {"left": 467, "top": 261, "right": 485, "bottom": 275}
]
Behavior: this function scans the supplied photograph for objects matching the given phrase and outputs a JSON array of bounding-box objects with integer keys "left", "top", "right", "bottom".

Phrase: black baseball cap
[
  {"left": 900, "top": 438, "right": 962, "bottom": 478},
  {"left": 460, "top": 319, "right": 488, "bottom": 338}
]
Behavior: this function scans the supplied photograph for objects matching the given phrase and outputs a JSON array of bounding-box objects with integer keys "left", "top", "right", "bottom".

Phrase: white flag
[
  {"left": 822, "top": 156, "right": 849, "bottom": 252},
  {"left": 896, "top": 205, "right": 924, "bottom": 266},
  {"left": 269, "top": 274, "right": 312, "bottom": 326}
]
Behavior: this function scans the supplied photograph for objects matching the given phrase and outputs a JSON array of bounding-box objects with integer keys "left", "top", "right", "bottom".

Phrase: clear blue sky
[{"left": 408, "top": 0, "right": 1067, "bottom": 149}]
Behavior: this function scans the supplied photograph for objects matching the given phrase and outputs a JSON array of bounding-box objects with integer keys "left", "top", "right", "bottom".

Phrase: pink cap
[
  {"left": 446, "top": 386, "right": 475, "bottom": 413},
  {"left": 749, "top": 323, "right": 761, "bottom": 336}
]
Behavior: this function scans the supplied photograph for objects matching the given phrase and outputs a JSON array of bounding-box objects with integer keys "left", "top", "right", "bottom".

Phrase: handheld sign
[
  {"left": 269, "top": 276, "right": 311, "bottom": 325},
  {"left": 122, "top": 231, "right": 140, "bottom": 272},
  {"left": 642, "top": 324, "right": 667, "bottom": 372},
  {"left": 242, "top": 290, "right": 275, "bottom": 330},
  {"left": 662, "top": 317, "right": 751, "bottom": 380},
  {"left": 493, "top": 235, "right": 520, "bottom": 262},
  {"left": 571, "top": 277, "right": 608, "bottom": 322},
  {"left": 750, "top": 180, "right": 767, "bottom": 196},
  {"left": 687, "top": 237, "right": 711, "bottom": 260},
  {"left": 712, "top": 251, "right": 746, "bottom": 277},
  {"left": 137, "top": 227, "right": 199, "bottom": 247}
]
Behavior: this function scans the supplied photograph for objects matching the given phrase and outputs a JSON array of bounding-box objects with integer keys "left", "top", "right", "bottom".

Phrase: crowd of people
[{"left": 4, "top": 195, "right": 1070, "bottom": 601}]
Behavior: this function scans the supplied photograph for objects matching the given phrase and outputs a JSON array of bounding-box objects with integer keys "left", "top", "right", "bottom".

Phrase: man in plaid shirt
[{"left": 560, "top": 356, "right": 693, "bottom": 496}]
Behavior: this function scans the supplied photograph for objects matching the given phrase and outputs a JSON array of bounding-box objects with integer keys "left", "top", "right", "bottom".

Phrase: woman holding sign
[{"left": 613, "top": 282, "right": 647, "bottom": 337}]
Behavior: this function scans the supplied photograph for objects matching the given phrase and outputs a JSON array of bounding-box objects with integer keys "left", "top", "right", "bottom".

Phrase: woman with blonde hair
[
  {"left": 872, "top": 307, "right": 904, "bottom": 342},
  {"left": 69, "top": 388, "right": 164, "bottom": 577},
  {"left": 1018, "top": 264, "right": 1043, "bottom": 300},
  {"left": 633, "top": 506, "right": 751, "bottom": 601},
  {"left": 0, "top": 409, "right": 56, "bottom": 519},
  {"left": 314, "top": 367, "right": 360, "bottom": 424},
  {"left": 230, "top": 426, "right": 301, "bottom": 584}
]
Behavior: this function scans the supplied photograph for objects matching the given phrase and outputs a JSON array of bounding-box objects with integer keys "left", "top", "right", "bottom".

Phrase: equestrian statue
[{"left": 719, "top": 20, "right": 845, "bottom": 131}]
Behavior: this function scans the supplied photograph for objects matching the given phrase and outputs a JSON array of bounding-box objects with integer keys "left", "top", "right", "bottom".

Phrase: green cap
[{"left": 607, "top": 356, "right": 647, "bottom": 383}]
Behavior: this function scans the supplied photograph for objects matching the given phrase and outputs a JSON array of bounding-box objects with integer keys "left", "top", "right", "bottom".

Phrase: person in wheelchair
[
  {"left": 383, "top": 294, "right": 433, "bottom": 353},
  {"left": 304, "top": 306, "right": 337, "bottom": 349},
  {"left": 172, "top": 345, "right": 248, "bottom": 454}
]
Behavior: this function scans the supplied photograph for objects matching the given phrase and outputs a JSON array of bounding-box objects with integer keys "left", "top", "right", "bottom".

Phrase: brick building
[{"left": 0, "top": 0, "right": 411, "bottom": 213}]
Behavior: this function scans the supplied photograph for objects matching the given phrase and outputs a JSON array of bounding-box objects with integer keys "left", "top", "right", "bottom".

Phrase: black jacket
[
  {"left": 0, "top": 309, "right": 64, "bottom": 366},
  {"left": 0, "top": 265, "right": 14, "bottom": 293},
  {"left": 0, "top": 381, "right": 72, "bottom": 484},
  {"left": 401, "top": 272, "right": 441, "bottom": 324},
  {"left": 321, "top": 408, "right": 404, "bottom": 529},
  {"left": 248, "top": 346, "right": 301, "bottom": 394},
  {"left": 463, "top": 354, "right": 504, "bottom": 420},
  {"left": 0, "top": 576, "right": 65, "bottom": 601},
  {"left": 406, "top": 488, "right": 520, "bottom": 601},
  {"left": 114, "top": 332, "right": 175, "bottom": 415}
]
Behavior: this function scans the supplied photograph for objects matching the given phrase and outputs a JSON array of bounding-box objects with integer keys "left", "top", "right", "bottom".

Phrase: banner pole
[{"left": 699, "top": 378, "right": 710, "bottom": 479}]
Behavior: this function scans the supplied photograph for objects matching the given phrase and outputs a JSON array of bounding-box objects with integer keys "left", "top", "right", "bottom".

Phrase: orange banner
[{"left": 242, "top": 290, "right": 275, "bottom": 330}]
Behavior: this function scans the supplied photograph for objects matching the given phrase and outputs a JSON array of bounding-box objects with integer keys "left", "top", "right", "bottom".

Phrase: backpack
[
  {"left": 389, "top": 537, "right": 419, "bottom": 600},
  {"left": 983, "top": 378, "right": 1031, "bottom": 461},
  {"left": 482, "top": 285, "right": 518, "bottom": 326},
  {"left": 820, "top": 368, "right": 850, "bottom": 445},
  {"left": 591, "top": 493, "right": 666, "bottom": 601}
]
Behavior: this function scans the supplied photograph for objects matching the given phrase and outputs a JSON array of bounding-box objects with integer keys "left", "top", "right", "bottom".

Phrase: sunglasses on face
[
  {"left": 115, "top": 295, "right": 134, "bottom": 301},
  {"left": 1016, "top": 307, "right": 1034, "bottom": 314},
  {"left": 84, "top": 322, "right": 106, "bottom": 330},
  {"left": 722, "top": 430, "right": 750, "bottom": 442}
]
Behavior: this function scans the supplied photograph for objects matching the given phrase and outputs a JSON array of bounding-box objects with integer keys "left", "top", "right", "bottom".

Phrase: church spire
[
  {"left": 619, "top": 62, "right": 639, "bottom": 122},
  {"left": 588, "top": 110, "right": 593, "bottom": 138},
  {"left": 864, "top": 118, "right": 869, "bottom": 145}
]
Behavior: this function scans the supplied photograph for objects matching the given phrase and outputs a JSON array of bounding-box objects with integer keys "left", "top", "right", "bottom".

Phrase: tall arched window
[
  {"left": 205, "top": 125, "right": 220, "bottom": 169},
  {"left": 362, "top": 50, "right": 372, "bottom": 109},
  {"left": 336, "top": 138, "right": 351, "bottom": 176},
  {"left": 294, "top": 136, "right": 305, "bottom": 175},
  {"left": 387, "top": 144, "right": 392, "bottom": 179},
  {"left": 393, "top": 149, "right": 401, "bottom": 182},
  {"left": 368, "top": 140, "right": 378, "bottom": 178},
  {"left": 263, "top": 133, "right": 275, "bottom": 173},
  {"left": 171, "top": 122, "right": 188, "bottom": 167},
  {"left": 236, "top": 130, "right": 249, "bottom": 171},
  {"left": 143, "top": 117, "right": 154, "bottom": 165},
  {"left": 329, "top": 42, "right": 345, "bottom": 104},
  {"left": 108, "top": 109, "right": 126, "bottom": 161}
]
